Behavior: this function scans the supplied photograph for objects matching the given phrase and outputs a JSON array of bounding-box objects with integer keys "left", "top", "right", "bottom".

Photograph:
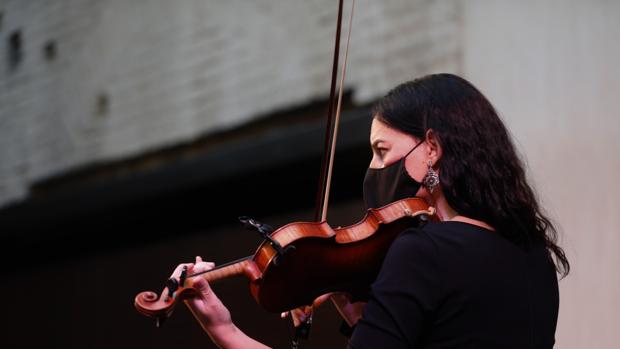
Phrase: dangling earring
[{"left": 423, "top": 160, "right": 439, "bottom": 193}]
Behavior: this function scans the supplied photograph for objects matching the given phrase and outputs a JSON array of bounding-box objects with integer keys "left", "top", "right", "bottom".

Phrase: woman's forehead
[
  {"left": 370, "top": 118, "right": 393, "bottom": 142},
  {"left": 370, "top": 118, "right": 420, "bottom": 146},
  {"left": 370, "top": 119, "right": 401, "bottom": 143}
]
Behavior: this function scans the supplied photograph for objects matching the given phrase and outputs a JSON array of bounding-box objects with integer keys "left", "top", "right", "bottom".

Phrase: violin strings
[{"left": 187, "top": 255, "right": 252, "bottom": 278}]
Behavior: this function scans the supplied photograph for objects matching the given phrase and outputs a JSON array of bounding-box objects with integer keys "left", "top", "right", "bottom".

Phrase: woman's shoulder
[
  {"left": 400, "top": 220, "right": 550, "bottom": 264},
  {"left": 404, "top": 220, "right": 499, "bottom": 243},
  {"left": 384, "top": 224, "right": 442, "bottom": 265},
  {"left": 419, "top": 220, "right": 495, "bottom": 234},
  {"left": 396, "top": 220, "right": 522, "bottom": 258},
  {"left": 398, "top": 220, "right": 482, "bottom": 242}
]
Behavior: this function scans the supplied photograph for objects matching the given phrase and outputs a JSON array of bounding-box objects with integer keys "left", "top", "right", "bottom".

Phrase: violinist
[{"left": 169, "top": 73, "right": 569, "bottom": 348}]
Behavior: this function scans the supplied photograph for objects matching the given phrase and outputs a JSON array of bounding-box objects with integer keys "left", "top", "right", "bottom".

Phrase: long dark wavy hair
[{"left": 373, "top": 73, "right": 569, "bottom": 277}]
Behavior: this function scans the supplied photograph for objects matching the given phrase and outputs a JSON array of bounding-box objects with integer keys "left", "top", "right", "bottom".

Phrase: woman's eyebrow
[{"left": 371, "top": 139, "right": 386, "bottom": 148}]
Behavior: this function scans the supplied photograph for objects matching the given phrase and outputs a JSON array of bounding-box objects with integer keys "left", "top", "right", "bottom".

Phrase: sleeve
[{"left": 347, "top": 228, "right": 441, "bottom": 349}]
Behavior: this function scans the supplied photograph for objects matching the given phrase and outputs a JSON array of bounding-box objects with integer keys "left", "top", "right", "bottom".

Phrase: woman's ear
[{"left": 424, "top": 129, "right": 442, "bottom": 166}]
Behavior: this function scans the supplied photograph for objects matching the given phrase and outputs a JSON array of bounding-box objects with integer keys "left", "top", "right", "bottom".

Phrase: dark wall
[{"left": 2, "top": 200, "right": 367, "bottom": 349}]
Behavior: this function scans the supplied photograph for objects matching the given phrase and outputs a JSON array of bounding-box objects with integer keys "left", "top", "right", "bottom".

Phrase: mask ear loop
[
  {"left": 403, "top": 139, "right": 425, "bottom": 159},
  {"left": 400, "top": 138, "right": 426, "bottom": 185}
]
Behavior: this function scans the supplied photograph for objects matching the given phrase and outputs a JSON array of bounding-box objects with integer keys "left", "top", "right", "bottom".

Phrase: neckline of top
[{"left": 434, "top": 220, "right": 496, "bottom": 233}]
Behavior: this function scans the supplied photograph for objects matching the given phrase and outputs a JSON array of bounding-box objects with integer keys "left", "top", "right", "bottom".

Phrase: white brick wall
[{"left": 0, "top": 0, "right": 461, "bottom": 207}]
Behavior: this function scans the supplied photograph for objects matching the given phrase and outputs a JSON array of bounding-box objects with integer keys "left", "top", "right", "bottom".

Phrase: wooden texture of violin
[
  {"left": 250, "top": 197, "right": 436, "bottom": 312},
  {"left": 134, "top": 197, "right": 436, "bottom": 321}
]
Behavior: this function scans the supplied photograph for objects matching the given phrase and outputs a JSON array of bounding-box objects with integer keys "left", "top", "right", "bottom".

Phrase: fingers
[
  {"left": 170, "top": 263, "right": 193, "bottom": 279},
  {"left": 284, "top": 306, "right": 313, "bottom": 327},
  {"left": 185, "top": 256, "right": 216, "bottom": 300},
  {"left": 195, "top": 255, "right": 215, "bottom": 268},
  {"left": 281, "top": 293, "right": 340, "bottom": 323},
  {"left": 313, "top": 293, "right": 334, "bottom": 307},
  {"left": 191, "top": 277, "right": 211, "bottom": 298},
  {"left": 170, "top": 256, "right": 215, "bottom": 279},
  {"left": 193, "top": 256, "right": 215, "bottom": 274},
  {"left": 329, "top": 292, "right": 353, "bottom": 307}
]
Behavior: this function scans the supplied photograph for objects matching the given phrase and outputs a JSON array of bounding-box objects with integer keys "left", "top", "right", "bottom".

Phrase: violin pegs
[
  {"left": 179, "top": 266, "right": 188, "bottom": 287},
  {"left": 165, "top": 277, "right": 179, "bottom": 299}
]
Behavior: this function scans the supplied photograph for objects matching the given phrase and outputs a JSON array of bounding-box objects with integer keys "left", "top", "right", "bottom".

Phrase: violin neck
[{"left": 196, "top": 256, "right": 255, "bottom": 284}]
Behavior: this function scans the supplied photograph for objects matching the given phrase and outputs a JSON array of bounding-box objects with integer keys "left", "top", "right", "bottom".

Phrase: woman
[{"left": 170, "top": 74, "right": 569, "bottom": 348}]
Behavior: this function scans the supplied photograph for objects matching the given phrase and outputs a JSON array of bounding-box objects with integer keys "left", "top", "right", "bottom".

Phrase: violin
[{"left": 135, "top": 197, "right": 436, "bottom": 325}]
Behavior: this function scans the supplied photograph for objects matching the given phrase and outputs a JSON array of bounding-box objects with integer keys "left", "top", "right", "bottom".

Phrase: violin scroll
[{"left": 134, "top": 278, "right": 197, "bottom": 327}]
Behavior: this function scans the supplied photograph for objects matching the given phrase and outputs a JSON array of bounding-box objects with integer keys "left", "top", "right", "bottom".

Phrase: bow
[{"left": 292, "top": 0, "right": 356, "bottom": 346}]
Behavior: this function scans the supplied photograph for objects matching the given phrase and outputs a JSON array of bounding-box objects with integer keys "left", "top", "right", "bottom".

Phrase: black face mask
[{"left": 363, "top": 140, "right": 424, "bottom": 208}]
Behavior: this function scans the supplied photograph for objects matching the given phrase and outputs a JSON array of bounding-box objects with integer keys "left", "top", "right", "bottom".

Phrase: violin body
[
  {"left": 135, "top": 198, "right": 436, "bottom": 321},
  {"left": 252, "top": 197, "right": 435, "bottom": 311}
]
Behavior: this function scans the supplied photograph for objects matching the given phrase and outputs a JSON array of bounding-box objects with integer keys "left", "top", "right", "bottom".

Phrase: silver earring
[{"left": 423, "top": 160, "right": 439, "bottom": 193}]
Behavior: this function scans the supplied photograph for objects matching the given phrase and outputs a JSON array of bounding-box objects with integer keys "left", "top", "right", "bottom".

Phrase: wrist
[
  {"left": 329, "top": 293, "right": 350, "bottom": 308},
  {"left": 209, "top": 323, "right": 271, "bottom": 349},
  {"left": 208, "top": 322, "right": 239, "bottom": 348},
  {"left": 330, "top": 295, "right": 364, "bottom": 327}
]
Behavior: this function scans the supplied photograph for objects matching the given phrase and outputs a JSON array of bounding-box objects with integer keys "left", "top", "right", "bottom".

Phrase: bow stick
[{"left": 293, "top": 0, "right": 356, "bottom": 346}]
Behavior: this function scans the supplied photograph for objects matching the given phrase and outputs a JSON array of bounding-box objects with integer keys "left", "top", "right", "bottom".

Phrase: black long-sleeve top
[{"left": 348, "top": 221, "right": 559, "bottom": 348}]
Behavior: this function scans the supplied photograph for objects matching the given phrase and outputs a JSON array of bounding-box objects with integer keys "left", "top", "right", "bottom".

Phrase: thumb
[
  {"left": 184, "top": 277, "right": 212, "bottom": 312},
  {"left": 191, "top": 277, "right": 212, "bottom": 300},
  {"left": 313, "top": 293, "right": 334, "bottom": 307}
]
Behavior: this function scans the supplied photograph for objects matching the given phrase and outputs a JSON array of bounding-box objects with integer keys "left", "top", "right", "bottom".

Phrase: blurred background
[{"left": 0, "top": 0, "right": 618, "bottom": 348}]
